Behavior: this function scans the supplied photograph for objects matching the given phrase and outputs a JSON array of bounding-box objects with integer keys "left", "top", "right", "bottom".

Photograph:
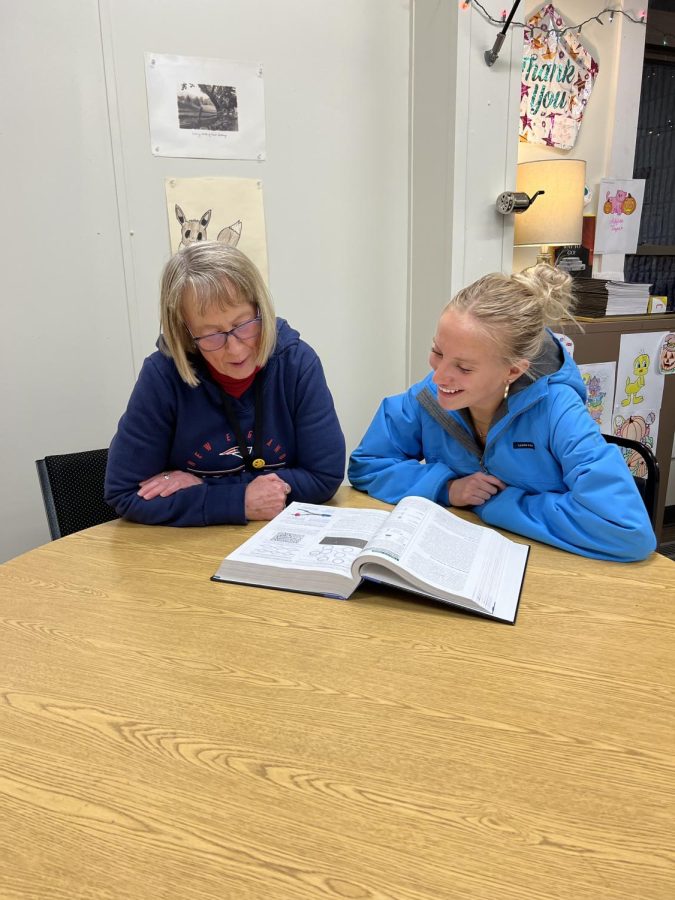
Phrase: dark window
[{"left": 624, "top": 18, "right": 675, "bottom": 308}]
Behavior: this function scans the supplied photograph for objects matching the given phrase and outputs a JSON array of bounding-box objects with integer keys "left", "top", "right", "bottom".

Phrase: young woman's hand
[
  {"left": 448, "top": 473, "right": 506, "bottom": 507},
  {"left": 137, "top": 470, "right": 203, "bottom": 500}
]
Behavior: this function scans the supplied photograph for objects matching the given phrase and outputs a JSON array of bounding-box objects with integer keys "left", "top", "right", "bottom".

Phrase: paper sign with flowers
[{"left": 520, "top": 4, "right": 599, "bottom": 150}]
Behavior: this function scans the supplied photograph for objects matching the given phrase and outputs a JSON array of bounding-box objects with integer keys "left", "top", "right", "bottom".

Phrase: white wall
[
  {"left": 1, "top": 1, "right": 136, "bottom": 560},
  {"left": 1, "top": 0, "right": 410, "bottom": 562},
  {"left": 408, "top": 0, "right": 523, "bottom": 382},
  {"left": 101, "top": 0, "right": 410, "bottom": 406},
  {"left": 409, "top": 0, "right": 458, "bottom": 383}
]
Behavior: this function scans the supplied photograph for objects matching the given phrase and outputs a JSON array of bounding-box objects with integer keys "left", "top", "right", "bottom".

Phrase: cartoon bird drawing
[{"left": 621, "top": 353, "right": 650, "bottom": 406}]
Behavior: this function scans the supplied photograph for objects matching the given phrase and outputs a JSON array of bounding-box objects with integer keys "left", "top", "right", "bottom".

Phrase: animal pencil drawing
[
  {"left": 175, "top": 206, "right": 242, "bottom": 249},
  {"left": 175, "top": 205, "right": 211, "bottom": 248}
]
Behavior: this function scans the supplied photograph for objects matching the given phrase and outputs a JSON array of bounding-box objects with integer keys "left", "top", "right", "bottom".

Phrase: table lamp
[{"left": 514, "top": 159, "right": 586, "bottom": 265}]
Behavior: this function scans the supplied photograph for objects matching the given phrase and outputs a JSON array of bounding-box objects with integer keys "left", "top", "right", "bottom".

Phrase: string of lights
[{"left": 463, "top": 1, "right": 648, "bottom": 37}]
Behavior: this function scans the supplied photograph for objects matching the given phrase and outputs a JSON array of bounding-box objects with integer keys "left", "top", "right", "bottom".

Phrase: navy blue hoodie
[{"left": 105, "top": 319, "right": 345, "bottom": 525}]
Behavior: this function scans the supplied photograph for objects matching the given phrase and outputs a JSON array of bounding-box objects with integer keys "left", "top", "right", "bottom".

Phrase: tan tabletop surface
[{"left": 1, "top": 486, "right": 674, "bottom": 900}]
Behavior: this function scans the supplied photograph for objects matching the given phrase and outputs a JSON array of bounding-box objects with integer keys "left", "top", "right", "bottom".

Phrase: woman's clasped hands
[{"left": 448, "top": 472, "right": 506, "bottom": 507}]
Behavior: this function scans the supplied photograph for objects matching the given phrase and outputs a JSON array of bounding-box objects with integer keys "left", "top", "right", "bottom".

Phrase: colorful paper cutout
[{"left": 520, "top": 4, "right": 599, "bottom": 150}]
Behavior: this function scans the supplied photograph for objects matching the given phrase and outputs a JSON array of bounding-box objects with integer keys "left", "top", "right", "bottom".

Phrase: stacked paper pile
[
  {"left": 605, "top": 281, "right": 652, "bottom": 316},
  {"left": 571, "top": 278, "right": 608, "bottom": 317},
  {"left": 571, "top": 278, "right": 653, "bottom": 317}
]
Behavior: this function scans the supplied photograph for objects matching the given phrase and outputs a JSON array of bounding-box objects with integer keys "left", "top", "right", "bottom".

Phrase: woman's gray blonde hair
[
  {"left": 159, "top": 242, "right": 276, "bottom": 387},
  {"left": 444, "top": 264, "right": 578, "bottom": 365}
]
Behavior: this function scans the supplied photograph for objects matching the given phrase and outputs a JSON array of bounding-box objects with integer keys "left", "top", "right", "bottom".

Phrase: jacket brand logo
[{"left": 513, "top": 441, "right": 535, "bottom": 449}]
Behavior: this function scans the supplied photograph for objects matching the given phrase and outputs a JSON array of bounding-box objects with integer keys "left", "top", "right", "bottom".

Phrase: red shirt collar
[{"left": 205, "top": 361, "right": 261, "bottom": 398}]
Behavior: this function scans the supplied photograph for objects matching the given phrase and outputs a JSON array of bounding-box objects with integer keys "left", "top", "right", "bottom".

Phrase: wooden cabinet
[{"left": 561, "top": 314, "right": 675, "bottom": 542}]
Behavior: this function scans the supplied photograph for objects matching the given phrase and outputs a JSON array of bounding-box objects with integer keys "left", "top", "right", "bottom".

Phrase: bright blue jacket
[
  {"left": 105, "top": 319, "right": 345, "bottom": 526},
  {"left": 349, "top": 333, "right": 655, "bottom": 562}
]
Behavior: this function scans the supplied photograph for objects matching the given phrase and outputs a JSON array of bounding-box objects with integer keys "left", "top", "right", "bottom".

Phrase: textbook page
[
  {"left": 357, "top": 496, "right": 527, "bottom": 621},
  {"left": 213, "top": 502, "right": 389, "bottom": 596}
]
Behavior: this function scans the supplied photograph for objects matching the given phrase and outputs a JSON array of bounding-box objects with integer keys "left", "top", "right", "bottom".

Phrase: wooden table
[{"left": 1, "top": 487, "right": 674, "bottom": 899}]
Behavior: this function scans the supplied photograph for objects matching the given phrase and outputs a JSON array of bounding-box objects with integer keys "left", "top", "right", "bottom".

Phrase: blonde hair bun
[
  {"left": 444, "top": 263, "right": 578, "bottom": 364},
  {"left": 515, "top": 264, "right": 576, "bottom": 325}
]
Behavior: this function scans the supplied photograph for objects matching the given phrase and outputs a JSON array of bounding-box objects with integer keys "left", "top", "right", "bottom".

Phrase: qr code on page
[{"left": 272, "top": 532, "right": 302, "bottom": 544}]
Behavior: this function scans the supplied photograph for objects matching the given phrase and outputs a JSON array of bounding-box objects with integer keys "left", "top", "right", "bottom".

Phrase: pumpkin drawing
[
  {"left": 603, "top": 198, "right": 613, "bottom": 214},
  {"left": 622, "top": 193, "right": 637, "bottom": 214}
]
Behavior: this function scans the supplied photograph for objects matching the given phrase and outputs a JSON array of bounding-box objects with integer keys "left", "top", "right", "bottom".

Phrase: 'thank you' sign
[{"left": 520, "top": 4, "right": 599, "bottom": 151}]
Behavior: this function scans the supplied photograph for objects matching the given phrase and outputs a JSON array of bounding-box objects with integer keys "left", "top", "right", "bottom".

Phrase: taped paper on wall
[
  {"left": 611, "top": 331, "right": 667, "bottom": 456},
  {"left": 577, "top": 361, "right": 616, "bottom": 434},
  {"left": 145, "top": 53, "right": 266, "bottom": 160},
  {"left": 595, "top": 178, "right": 646, "bottom": 254},
  {"left": 165, "top": 177, "right": 268, "bottom": 283}
]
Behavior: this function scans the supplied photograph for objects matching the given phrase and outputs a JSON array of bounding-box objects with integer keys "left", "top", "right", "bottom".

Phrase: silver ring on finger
[{"left": 164, "top": 473, "right": 170, "bottom": 480}]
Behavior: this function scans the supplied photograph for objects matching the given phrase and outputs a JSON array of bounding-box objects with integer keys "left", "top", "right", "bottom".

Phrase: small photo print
[
  {"left": 177, "top": 83, "right": 239, "bottom": 132},
  {"left": 145, "top": 53, "right": 265, "bottom": 159}
]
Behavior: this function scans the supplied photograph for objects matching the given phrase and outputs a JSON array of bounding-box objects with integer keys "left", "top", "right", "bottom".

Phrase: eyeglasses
[{"left": 188, "top": 314, "right": 262, "bottom": 352}]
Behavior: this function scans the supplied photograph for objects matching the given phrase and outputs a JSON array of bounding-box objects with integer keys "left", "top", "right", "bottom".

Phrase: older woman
[
  {"left": 105, "top": 243, "right": 345, "bottom": 525},
  {"left": 349, "top": 265, "right": 655, "bottom": 562}
]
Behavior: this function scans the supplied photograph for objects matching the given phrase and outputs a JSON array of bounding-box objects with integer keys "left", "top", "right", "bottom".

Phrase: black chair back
[
  {"left": 35, "top": 448, "right": 119, "bottom": 540},
  {"left": 602, "top": 434, "right": 660, "bottom": 527}
]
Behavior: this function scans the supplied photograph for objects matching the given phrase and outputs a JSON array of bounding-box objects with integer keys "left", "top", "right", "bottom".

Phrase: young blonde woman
[
  {"left": 349, "top": 265, "right": 655, "bottom": 562},
  {"left": 106, "top": 243, "right": 345, "bottom": 525}
]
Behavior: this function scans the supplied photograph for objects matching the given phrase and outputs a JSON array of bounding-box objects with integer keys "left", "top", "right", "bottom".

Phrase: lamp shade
[{"left": 514, "top": 159, "right": 586, "bottom": 247}]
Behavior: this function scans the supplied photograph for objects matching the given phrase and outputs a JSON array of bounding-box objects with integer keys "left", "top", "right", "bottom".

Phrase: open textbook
[{"left": 212, "top": 496, "right": 529, "bottom": 624}]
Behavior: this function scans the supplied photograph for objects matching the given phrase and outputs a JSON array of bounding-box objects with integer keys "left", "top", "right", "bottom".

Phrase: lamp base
[{"left": 536, "top": 245, "right": 555, "bottom": 266}]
